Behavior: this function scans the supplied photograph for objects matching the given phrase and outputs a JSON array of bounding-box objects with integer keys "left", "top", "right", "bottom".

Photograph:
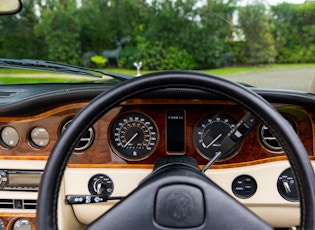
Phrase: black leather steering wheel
[{"left": 37, "top": 71, "right": 315, "bottom": 229}]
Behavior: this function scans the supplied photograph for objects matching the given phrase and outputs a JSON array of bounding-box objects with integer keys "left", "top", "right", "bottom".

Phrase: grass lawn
[
  {"left": 99, "top": 63, "right": 315, "bottom": 77},
  {"left": 0, "top": 63, "right": 314, "bottom": 84}
]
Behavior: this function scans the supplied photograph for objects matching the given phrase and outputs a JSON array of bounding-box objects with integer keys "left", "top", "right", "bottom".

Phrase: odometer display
[{"left": 109, "top": 112, "right": 158, "bottom": 160}]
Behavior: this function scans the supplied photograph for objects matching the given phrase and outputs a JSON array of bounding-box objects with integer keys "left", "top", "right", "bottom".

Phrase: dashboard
[{"left": 0, "top": 83, "right": 315, "bottom": 229}]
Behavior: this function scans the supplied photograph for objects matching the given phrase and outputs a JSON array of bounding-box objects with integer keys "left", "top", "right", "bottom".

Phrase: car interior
[
  {"left": 0, "top": 71, "right": 314, "bottom": 229},
  {"left": 0, "top": 0, "right": 315, "bottom": 230}
]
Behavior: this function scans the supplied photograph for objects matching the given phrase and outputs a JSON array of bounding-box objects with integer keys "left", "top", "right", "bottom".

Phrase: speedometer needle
[
  {"left": 205, "top": 134, "right": 222, "bottom": 149},
  {"left": 123, "top": 132, "right": 139, "bottom": 148}
]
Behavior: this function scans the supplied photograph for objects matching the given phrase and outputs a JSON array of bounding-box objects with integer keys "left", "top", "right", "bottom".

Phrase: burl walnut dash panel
[{"left": 0, "top": 100, "right": 313, "bottom": 168}]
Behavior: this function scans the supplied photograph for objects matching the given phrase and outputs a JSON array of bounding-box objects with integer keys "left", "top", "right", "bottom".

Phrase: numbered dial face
[
  {"left": 193, "top": 113, "right": 240, "bottom": 161},
  {"left": 109, "top": 112, "right": 158, "bottom": 160}
]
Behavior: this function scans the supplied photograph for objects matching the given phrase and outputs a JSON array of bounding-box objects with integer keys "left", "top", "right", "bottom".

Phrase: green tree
[
  {"left": 121, "top": 0, "right": 236, "bottom": 69},
  {"left": 79, "top": 0, "right": 117, "bottom": 53},
  {"left": 272, "top": 2, "right": 315, "bottom": 63},
  {"left": 0, "top": 0, "right": 45, "bottom": 59},
  {"left": 120, "top": 36, "right": 197, "bottom": 70},
  {"left": 79, "top": 0, "right": 145, "bottom": 67},
  {"left": 35, "top": 0, "right": 81, "bottom": 65},
  {"left": 120, "top": 0, "right": 200, "bottom": 69},
  {"left": 238, "top": 1, "right": 276, "bottom": 64},
  {"left": 192, "top": 0, "right": 237, "bottom": 68}
]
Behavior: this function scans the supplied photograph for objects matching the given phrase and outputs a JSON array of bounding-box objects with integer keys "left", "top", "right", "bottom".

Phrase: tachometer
[
  {"left": 109, "top": 112, "right": 158, "bottom": 161},
  {"left": 193, "top": 113, "right": 241, "bottom": 161}
]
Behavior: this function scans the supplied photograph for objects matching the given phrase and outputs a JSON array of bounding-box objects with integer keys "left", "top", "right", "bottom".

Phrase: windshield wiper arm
[{"left": 0, "top": 58, "right": 132, "bottom": 81}]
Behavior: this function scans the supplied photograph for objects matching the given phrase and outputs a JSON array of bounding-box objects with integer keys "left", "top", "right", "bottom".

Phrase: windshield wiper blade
[{"left": 0, "top": 58, "right": 132, "bottom": 81}]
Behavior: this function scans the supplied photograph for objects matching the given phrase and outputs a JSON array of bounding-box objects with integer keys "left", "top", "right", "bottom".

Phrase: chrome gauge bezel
[
  {"left": 193, "top": 113, "right": 242, "bottom": 161},
  {"left": 108, "top": 111, "right": 159, "bottom": 161}
]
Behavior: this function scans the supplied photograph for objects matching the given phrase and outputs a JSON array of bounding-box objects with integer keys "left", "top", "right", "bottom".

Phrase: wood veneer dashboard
[{"left": 0, "top": 98, "right": 314, "bottom": 168}]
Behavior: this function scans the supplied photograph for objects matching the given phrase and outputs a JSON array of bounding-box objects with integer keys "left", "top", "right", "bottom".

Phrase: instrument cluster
[
  {"left": 106, "top": 102, "right": 312, "bottom": 165},
  {"left": 108, "top": 110, "right": 245, "bottom": 162}
]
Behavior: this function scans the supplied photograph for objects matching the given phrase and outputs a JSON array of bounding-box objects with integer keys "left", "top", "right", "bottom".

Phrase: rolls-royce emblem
[{"left": 166, "top": 192, "right": 191, "bottom": 220}]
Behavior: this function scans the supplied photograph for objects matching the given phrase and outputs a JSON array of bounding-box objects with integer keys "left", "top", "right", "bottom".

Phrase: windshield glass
[{"left": 0, "top": 0, "right": 314, "bottom": 90}]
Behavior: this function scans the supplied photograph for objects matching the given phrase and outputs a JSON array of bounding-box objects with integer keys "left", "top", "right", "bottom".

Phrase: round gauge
[
  {"left": 109, "top": 112, "right": 158, "bottom": 160},
  {"left": 0, "top": 126, "right": 19, "bottom": 148},
  {"left": 30, "top": 127, "right": 50, "bottom": 148},
  {"left": 13, "top": 218, "right": 31, "bottom": 230},
  {"left": 193, "top": 113, "right": 240, "bottom": 161}
]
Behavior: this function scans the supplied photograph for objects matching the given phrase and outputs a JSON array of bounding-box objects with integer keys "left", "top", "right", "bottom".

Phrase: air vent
[
  {"left": 61, "top": 119, "right": 95, "bottom": 152},
  {"left": 259, "top": 117, "right": 296, "bottom": 152},
  {"left": 260, "top": 124, "right": 282, "bottom": 151},
  {"left": 0, "top": 199, "right": 37, "bottom": 210},
  {"left": 0, "top": 199, "right": 13, "bottom": 209},
  {"left": 23, "top": 199, "right": 37, "bottom": 209}
]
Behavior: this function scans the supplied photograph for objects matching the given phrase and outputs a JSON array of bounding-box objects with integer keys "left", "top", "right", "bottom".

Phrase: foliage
[
  {"left": 227, "top": 41, "right": 247, "bottom": 64},
  {"left": 91, "top": 55, "right": 108, "bottom": 68},
  {"left": 277, "top": 45, "right": 315, "bottom": 64},
  {"left": 238, "top": 1, "right": 276, "bottom": 65},
  {"left": 136, "top": 0, "right": 237, "bottom": 69},
  {"left": 34, "top": 0, "right": 81, "bottom": 65},
  {"left": 194, "top": 0, "right": 237, "bottom": 68},
  {"left": 0, "top": 0, "right": 45, "bottom": 59},
  {"left": 120, "top": 36, "right": 197, "bottom": 70},
  {"left": 79, "top": 0, "right": 145, "bottom": 54},
  {"left": 0, "top": 0, "right": 315, "bottom": 69},
  {"left": 271, "top": 2, "right": 315, "bottom": 63}
]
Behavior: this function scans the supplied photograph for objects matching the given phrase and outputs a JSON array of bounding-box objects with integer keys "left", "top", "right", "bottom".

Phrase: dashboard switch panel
[{"left": 232, "top": 175, "right": 257, "bottom": 199}]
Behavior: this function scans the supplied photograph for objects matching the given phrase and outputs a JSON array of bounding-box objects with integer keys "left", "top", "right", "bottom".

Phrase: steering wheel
[{"left": 37, "top": 71, "right": 315, "bottom": 229}]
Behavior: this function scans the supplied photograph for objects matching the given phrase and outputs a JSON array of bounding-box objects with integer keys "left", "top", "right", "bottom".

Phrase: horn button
[{"left": 155, "top": 184, "right": 205, "bottom": 228}]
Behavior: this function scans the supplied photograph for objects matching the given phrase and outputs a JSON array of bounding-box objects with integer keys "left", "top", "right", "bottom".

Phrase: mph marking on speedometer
[{"left": 109, "top": 112, "right": 159, "bottom": 161}]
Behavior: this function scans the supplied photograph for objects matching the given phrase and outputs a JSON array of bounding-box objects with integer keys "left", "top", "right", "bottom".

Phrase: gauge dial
[
  {"left": 13, "top": 219, "right": 31, "bottom": 230},
  {"left": 193, "top": 113, "right": 241, "bottom": 161},
  {"left": 1, "top": 126, "right": 19, "bottom": 148},
  {"left": 30, "top": 127, "right": 50, "bottom": 148},
  {"left": 109, "top": 112, "right": 158, "bottom": 160}
]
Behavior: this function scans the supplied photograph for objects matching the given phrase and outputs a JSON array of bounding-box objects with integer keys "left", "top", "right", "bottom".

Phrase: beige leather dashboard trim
[
  {"left": 0, "top": 159, "right": 311, "bottom": 228},
  {"left": 64, "top": 160, "right": 308, "bottom": 227}
]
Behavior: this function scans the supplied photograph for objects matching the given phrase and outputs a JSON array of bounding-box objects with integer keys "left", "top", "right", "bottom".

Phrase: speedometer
[
  {"left": 109, "top": 112, "right": 159, "bottom": 161},
  {"left": 193, "top": 113, "right": 241, "bottom": 161}
]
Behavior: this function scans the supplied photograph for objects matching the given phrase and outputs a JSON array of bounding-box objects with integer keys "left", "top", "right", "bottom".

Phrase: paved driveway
[{"left": 223, "top": 67, "right": 315, "bottom": 92}]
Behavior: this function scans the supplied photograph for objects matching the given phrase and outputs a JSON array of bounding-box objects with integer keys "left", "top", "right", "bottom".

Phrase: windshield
[{"left": 0, "top": 0, "right": 314, "bottom": 91}]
